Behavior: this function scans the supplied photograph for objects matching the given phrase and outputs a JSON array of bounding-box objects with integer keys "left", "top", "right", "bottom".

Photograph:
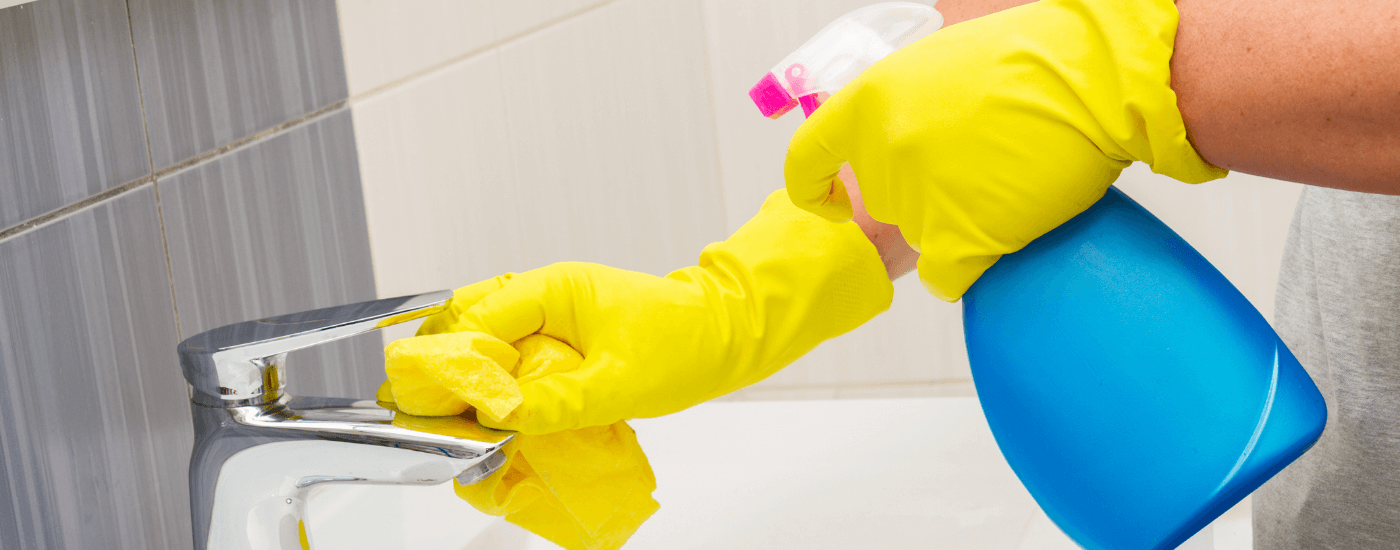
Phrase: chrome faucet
[{"left": 180, "top": 291, "right": 513, "bottom": 550}]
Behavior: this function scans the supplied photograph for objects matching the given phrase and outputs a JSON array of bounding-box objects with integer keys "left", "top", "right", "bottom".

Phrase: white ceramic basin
[{"left": 304, "top": 397, "right": 1247, "bottom": 549}]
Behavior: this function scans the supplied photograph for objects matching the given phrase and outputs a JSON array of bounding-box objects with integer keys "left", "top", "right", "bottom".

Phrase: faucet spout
[{"left": 180, "top": 292, "right": 513, "bottom": 550}]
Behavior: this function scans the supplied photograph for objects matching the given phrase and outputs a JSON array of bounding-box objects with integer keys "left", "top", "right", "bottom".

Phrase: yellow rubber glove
[
  {"left": 379, "top": 275, "right": 517, "bottom": 415},
  {"left": 380, "top": 335, "right": 659, "bottom": 550},
  {"left": 393, "top": 190, "right": 893, "bottom": 434},
  {"left": 784, "top": 0, "right": 1227, "bottom": 302}
]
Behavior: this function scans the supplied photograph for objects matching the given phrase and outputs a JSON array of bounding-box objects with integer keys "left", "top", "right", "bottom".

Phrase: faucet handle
[{"left": 179, "top": 290, "right": 453, "bottom": 407}]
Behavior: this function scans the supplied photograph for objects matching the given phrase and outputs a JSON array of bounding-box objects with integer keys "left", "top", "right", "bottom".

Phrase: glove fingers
[
  {"left": 418, "top": 274, "right": 514, "bottom": 336},
  {"left": 481, "top": 351, "right": 627, "bottom": 435},
  {"left": 460, "top": 275, "right": 556, "bottom": 348},
  {"left": 784, "top": 97, "right": 855, "bottom": 222}
]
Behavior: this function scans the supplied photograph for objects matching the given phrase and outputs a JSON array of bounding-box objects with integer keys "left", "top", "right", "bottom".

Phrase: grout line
[
  {"left": 0, "top": 177, "right": 154, "bottom": 243},
  {"left": 346, "top": 0, "right": 622, "bottom": 105},
  {"left": 151, "top": 185, "right": 180, "bottom": 341},
  {"left": 0, "top": 101, "right": 347, "bottom": 245},
  {"left": 151, "top": 100, "right": 346, "bottom": 181},
  {"left": 694, "top": 0, "right": 731, "bottom": 232},
  {"left": 122, "top": 0, "right": 181, "bottom": 344},
  {"left": 121, "top": 2, "right": 181, "bottom": 539}
]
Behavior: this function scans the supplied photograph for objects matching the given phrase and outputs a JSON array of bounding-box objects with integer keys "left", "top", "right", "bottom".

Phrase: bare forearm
[
  {"left": 1173, "top": 0, "right": 1400, "bottom": 194},
  {"left": 941, "top": 0, "right": 1400, "bottom": 194}
]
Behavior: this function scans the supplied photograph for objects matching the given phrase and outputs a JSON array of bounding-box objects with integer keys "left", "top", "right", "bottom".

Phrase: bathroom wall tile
[
  {"left": 337, "top": 0, "right": 608, "bottom": 97},
  {"left": 718, "top": 386, "right": 838, "bottom": 402},
  {"left": 1014, "top": 511, "right": 1083, "bottom": 550},
  {"left": 1115, "top": 165, "right": 1304, "bottom": 322},
  {"left": 496, "top": 0, "right": 727, "bottom": 277},
  {"left": 352, "top": 51, "right": 526, "bottom": 305},
  {"left": 0, "top": 0, "right": 150, "bottom": 229},
  {"left": 833, "top": 380, "right": 976, "bottom": 399},
  {"left": 354, "top": 0, "right": 727, "bottom": 347},
  {"left": 728, "top": 380, "right": 975, "bottom": 402},
  {"left": 161, "top": 110, "right": 383, "bottom": 400},
  {"left": 128, "top": 0, "right": 348, "bottom": 170},
  {"left": 486, "top": 0, "right": 608, "bottom": 34},
  {"left": 0, "top": 187, "right": 191, "bottom": 550},
  {"left": 337, "top": 0, "right": 496, "bottom": 97}
]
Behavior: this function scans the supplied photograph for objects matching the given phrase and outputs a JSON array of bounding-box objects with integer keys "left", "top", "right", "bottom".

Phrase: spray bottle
[{"left": 752, "top": 4, "right": 1326, "bottom": 549}]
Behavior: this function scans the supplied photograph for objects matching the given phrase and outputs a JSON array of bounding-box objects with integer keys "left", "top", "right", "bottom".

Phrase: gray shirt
[{"left": 1254, "top": 185, "right": 1400, "bottom": 549}]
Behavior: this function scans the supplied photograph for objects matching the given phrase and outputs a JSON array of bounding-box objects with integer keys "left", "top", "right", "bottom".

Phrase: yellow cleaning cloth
[
  {"left": 384, "top": 332, "right": 522, "bottom": 419},
  {"left": 381, "top": 334, "right": 658, "bottom": 550}
]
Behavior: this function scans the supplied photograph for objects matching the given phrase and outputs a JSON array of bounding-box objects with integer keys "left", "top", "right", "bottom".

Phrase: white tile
[
  {"left": 748, "top": 263, "right": 970, "bottom": 391},
  {"left": 1178, "top": 526, "right": 1216, "bottom": 550},
  {"left": 834, "top": 380, "right": 975, "bottom": 399},
  {"left": 352, "top": 51, "right": 528, "bottom": 305},
  {"left": 488, "top": 0, "right": 608, "bottom": 38},
  {"left": 338, "top": 0, "right": 496, "bottom": 96},
  {"left": 1114, "top": 165, "right": 1303, "bottom": 323},
  {"left": 337, "top": 0, "right": 610, "bottom": 96},
  {"left": 1015, "top": 511, "right": 1081, "bottom": 550},
  {"left": 495, "top": 0, "right": 727, "bottom": 276},
  {"left": 729, "top": 380, "right": 972, "bottom": 401},
  {"left": 721, "top": 385, "right": 839, "bottom": 402}
]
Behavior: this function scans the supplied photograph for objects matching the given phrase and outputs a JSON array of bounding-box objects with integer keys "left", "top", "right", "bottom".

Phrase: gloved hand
[
  {"left": 784, "top": 0, "right": 1228, "bottom": 302},
  {"left": 385, "top": 190, "right": 893, "bottom": 434},
  {"left": 381, "top": 335, "right": 660, "bottom": 550}
]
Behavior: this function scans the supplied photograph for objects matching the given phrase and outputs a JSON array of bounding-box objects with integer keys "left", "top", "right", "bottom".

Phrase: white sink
[{"left": 304, "top": 397, "right": 1246, "bottom": 549}]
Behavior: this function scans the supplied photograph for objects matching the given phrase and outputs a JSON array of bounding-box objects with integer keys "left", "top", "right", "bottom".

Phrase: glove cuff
[
  {"left": 1058, "top": 0, "right": 1228, "bottom": 183},
  {"left": 686, "top": 190, "right": 894, "bottom": 395}
]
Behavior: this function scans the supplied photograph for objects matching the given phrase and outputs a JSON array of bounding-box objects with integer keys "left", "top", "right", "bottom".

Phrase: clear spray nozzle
[{"left": 749, "top": 2, "right": 942, "bottom": 119}]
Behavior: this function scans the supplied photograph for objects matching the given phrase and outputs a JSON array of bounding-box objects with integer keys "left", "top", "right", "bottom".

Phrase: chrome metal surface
[
  {"left": 182, "top": 291, "right": 516, "bottom": 550},
  {"left": 179, "top": 290, "right": 452, "bottom": 406},
  {"left": 456, "top": 451, "right": 510, "bottom": 485},
  {"left": 295, "top": 475, "right": 368, "bottom": 489}
]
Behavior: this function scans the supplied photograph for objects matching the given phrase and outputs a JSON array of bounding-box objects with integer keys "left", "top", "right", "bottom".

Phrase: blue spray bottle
[{"left": 753, "top": 4, "right": 1327, "bottom": 549}]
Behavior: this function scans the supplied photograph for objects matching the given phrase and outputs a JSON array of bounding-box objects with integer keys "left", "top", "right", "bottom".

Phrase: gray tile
[
  {"left": 0, "top": 0, "right": 151, "bottom": 230},
  {"left": 0, "top": 186, "right": 191, "bottom": 550},
  {"left": 161, "top": 109, "right": 382, "bottom": 400},
  {"left": 128, "top": 0, "right": 348, "bottom": 170}
]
